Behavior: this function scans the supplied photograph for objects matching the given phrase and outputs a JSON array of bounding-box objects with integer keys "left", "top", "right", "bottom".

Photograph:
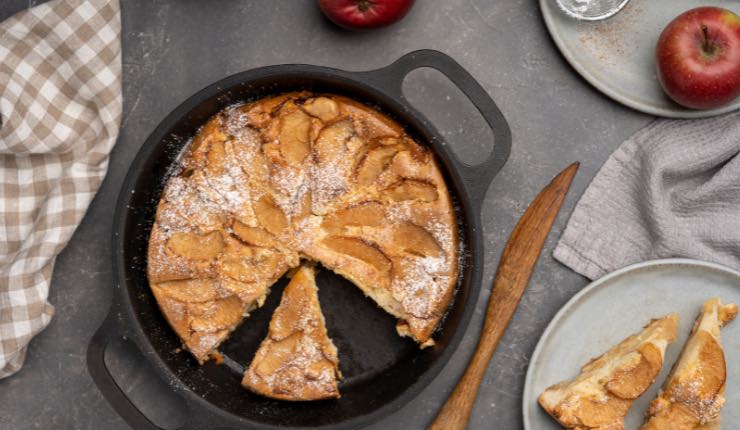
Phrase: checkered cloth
[{"left": 0, "top": 0, "right": 121, "bottom": 378}]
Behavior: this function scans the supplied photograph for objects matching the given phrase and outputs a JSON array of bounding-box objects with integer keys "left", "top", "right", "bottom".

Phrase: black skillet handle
[
  {"left": 87, "top": 308, "right": 235, "bottom": 430},
  {"left": 87, "top": 311, "right": 163, "bottom": 430},
  {"left": 359, "top": 49, "right": 511, "bottom": 208}
]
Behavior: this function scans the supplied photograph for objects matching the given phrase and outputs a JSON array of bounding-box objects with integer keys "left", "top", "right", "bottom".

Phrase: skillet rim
[{"left": 111, "top": 60, "right": 493, "bottom": 429}]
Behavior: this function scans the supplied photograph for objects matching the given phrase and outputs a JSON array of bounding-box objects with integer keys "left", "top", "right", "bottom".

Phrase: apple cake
[
  {"left": 147, "top": 92, "right": 459, "bottom": 364},
  {"left": 641, "top": 298, "right": 738, "bottom": 430},
  {"left": 538, "top": 314, "right": 679, "bottom": 430},
  {"left": 242, "top": 264, "right": 341, "bottom": 400}
]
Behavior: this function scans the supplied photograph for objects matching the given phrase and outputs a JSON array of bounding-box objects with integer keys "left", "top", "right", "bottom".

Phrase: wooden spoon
[{"left": 428, "top": 162, "right": 579, "bottom": 430}]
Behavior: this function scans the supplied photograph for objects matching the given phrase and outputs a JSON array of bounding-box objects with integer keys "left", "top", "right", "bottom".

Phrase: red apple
[
  {"left": 318, "top": 0, "right": 416, "bottom": 31},
  {"left": 656, "top": 7, "right": 740, "bottom": 110}
]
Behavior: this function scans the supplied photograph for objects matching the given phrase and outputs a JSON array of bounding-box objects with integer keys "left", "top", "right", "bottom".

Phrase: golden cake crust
[
  {"left": 147, "top": 92, "right": 459, "bottom": 363},
  {"left": 242, "top": 264, "right": 341, "bottom": 401}
]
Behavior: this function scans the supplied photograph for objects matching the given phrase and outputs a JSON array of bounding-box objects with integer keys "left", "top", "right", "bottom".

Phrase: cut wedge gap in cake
[
  {"left": 242, "top": 263, "right": 342, "bottom": 401},
  {"left": 538, "top": 313, "right": 680, "bottom": 430},
  {"left": 641, "top": 298, "right": 738, "bottom": 430}
]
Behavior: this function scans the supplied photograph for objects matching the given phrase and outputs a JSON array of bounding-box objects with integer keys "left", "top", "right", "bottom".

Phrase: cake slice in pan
[
  {"left": 641, "top": 298, "right": 738, "bottom": 430},
  {"left": 242, "top": 264, "right": 341, "bottom": 401},
  {"left": 539, "top": 314, "right": 680, "bottom": 430}
]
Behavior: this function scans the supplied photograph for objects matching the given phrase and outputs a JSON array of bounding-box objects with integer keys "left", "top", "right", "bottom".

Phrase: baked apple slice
[
  {"left": 278, "top": 108, "right": 312, "bottom": 165},
  {"left": 385, "top": 178, "right": 438, "bottom": 202}
]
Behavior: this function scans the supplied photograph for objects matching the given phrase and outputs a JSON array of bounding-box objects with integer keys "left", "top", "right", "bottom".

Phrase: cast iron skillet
[{"left": 87, "top": 50, "right": 511, "bottom": 430}]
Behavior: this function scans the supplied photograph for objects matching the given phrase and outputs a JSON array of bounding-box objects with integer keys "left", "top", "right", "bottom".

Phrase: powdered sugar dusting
[
  {"left": 310, "top": 158, "right": 351, "bottom": 215},
  {"left": 391, "top": 255, "right": 448, "bottom": 319},
  {"left": 157, "top": 177, "right": 223, "bottom": 233},
  {"left": 223, "top": 106, "right": 251, "bottom": 141},
  {"left": 292, "top": 215, "right": 322, "bottom": 250},
  {"left": 425, "top": 220, "right": 453, "bottom": 253},
  {"left": 271, "top": 165, "right": 310, "bottom": 217},
  {"left": 387, "top": 201, "right": 412, "bottom": 222},
  {"left": 149, "top": 93, "right": 460, "bottom": 365},
  {"left": 667, "top": 369, "right": 725, "bottom": 423},
  {"left": 203, "top": 163, "right": 251, "bottom": 214}
]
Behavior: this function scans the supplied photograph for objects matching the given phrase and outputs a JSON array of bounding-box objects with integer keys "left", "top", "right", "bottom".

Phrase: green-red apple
[
  {"left": 318, "top": 0, "right": 415, "bottom": 31},
  {"left": 656, "top": 7, "right": 740, "bottom": 110}
]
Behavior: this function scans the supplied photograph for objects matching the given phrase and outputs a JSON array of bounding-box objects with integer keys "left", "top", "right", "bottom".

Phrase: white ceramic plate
[
  {"left": 540, "top": 0, "right": 740, "bottom": 118},
  {"left": 523, "top": 258, "right": 740, "bottom": 429}
]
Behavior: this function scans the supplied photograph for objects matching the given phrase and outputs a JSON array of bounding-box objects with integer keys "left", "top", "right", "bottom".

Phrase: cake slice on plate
[
  {"left": 641, "top": 298, "right": 738, "bottom": 430},
  {"left": 539, "top": 314, "right": 680, "bottom": 430},
  {"left": 242, "top": 264, "right": 341, "bottom": 401}
]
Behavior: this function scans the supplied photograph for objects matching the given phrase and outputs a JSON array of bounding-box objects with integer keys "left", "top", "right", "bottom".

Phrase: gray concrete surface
[{"left": 0, "top": 1, "right": 652, "bottom": 429}]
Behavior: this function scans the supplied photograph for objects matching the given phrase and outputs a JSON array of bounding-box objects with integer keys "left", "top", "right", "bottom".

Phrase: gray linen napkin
[
  {"left": 0, "top": 0, "right": 121, "bottom": 378},
  {"left": 554, "top": 111, "right": 740, "bottom": 280}
]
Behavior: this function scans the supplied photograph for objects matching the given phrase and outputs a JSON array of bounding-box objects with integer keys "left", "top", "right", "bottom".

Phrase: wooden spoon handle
[
  {"left": 428, "top": 162, "right": 579, "bottom": 430},
  {"left": 426, "top": 309, "right": 509, "bottom": 430}
]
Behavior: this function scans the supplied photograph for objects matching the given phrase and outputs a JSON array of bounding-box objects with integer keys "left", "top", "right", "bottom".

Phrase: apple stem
[{"left": 701, "top": 24, "right": 713, "bottom": 54}]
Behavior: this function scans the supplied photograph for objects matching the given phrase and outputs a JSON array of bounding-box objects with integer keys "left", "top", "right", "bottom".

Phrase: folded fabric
[
  {"left": 554, "top": 111, "right": 740, "bottom": 280},
  {"left": 0, "top": 0, "right": 121, "bottom": 378}
]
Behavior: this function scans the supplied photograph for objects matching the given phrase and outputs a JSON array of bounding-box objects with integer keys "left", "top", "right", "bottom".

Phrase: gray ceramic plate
[
  {"left": 523, "top": 258, "right": 740, "bottom": 429},
  {"left": 541, "top": 0, "right": 740, "bottom": 118}
]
